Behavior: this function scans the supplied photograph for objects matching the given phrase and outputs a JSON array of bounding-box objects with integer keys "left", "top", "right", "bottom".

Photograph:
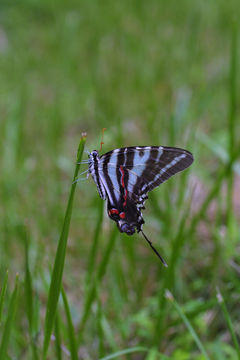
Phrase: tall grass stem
[
  {"left": 42, "top": 134, "right": 86, "bottom": 359},
  {"left": 61, "top": 286, "right": 78, "bottom": 360},
  {"left": 0, "top": 271, "right": 8, "bottom": 324},
  {"left": 217, "top": 289, "right": 240, "bottom": 359}
]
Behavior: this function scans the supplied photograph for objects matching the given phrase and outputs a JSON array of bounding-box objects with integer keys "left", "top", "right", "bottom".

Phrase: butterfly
[{"left": 87, "top": 146, "right": 194, "bottom": 266}]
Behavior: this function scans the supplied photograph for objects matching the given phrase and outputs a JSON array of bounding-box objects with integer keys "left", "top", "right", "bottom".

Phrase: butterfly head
[{"left": 88, "top": 149, "right": 99, "bottom": 161}]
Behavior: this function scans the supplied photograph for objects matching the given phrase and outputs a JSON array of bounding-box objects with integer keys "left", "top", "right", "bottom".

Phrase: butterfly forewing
[{"left": 99, "top": 146, "right": 193, "bottom": 201}]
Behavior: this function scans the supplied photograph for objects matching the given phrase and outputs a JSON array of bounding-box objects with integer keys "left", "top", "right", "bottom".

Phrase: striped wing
[{"left": 98, "top": 146, "right": 193, "bottom": 208}]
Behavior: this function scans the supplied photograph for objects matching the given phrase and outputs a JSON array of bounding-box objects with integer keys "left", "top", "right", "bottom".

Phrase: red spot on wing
[
  {"left": 120, "top": 212, "right": 125, "bottom": 219},
  {"left": 109, "top": 209, "right": 119, "bottom": 215},
  {"left": 119, "top": 165, "right": 128, "bottom": 207}
]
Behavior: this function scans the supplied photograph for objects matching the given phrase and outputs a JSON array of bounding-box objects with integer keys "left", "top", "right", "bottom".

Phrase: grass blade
[
  {"left": 227, "top": 20, "right": 238, "bottom": 231},
  {"left": 54, "top": 313, "right": 62, "bottom": 360},
  {"left": 0, "top": 274, "right": 19, "bottom": 359},
  {"left": 78, "top": 227, "right": 118, "bottom": 343},
  {"left": 61, "top": 286, "right": 78, "bottom": 360},
  {"left": 0, "top": 270, "right": 8, "bottom": 324},
  {"left": 217, "top": 289, "right": 240, "bottom": 359},
  {"left": 42, "top": 133, "right": 86, "bottom": 359},
  {"left": 99, "top": 346, "right": 148, "bottom": 360},
  {"left": 23, "top": 225, "right": 39, "bottom": 360},
  {"left": 146, "top": 348, "right": 171, "bottom": 360},
  {"left": 165, "top": 290, "right": 210, "bottom": 360},
  {"left": 228, "top": 20, "right": 237, "bottom": 166},
  {"left": 62, "top": 286, "right": 78, "bottom": 360},
  {"left": 24, "top": 229, "right": 33, "bottom": 332},
  {"left": 96, "top": 288, "right": 104, "bottom": 358},
  {"left": 85, "top": 197, "right": 104, "bottom": 288}
]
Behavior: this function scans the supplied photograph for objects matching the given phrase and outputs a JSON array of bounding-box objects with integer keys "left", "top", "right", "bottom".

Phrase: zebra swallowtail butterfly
[{"left": 88, "top": 146, "right": 193, "bottom": 266}]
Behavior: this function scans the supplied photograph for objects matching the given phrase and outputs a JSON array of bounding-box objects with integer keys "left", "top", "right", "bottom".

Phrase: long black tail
[{"left": 140, "top": 231, "right": 168, "bottom": 267}]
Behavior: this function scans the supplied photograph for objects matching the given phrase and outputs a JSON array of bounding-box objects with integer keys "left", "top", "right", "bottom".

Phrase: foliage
[{"left": 0, "top": 0, "right": 240, "bottom": 359}]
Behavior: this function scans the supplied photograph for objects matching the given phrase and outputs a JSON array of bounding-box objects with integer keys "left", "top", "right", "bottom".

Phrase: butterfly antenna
[
  {"left": 140, "top": 230, "right": 168, "bottom": 267},
  {"left": 99, "top": 128, "right": 107, "bottom": 152}
]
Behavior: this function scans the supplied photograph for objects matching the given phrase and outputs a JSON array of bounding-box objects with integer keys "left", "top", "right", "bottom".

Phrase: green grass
[
  {"left": 165, "top": 290, "right": 210, "bottom": 360},
  {"left": 0, "top": 1, "right": 240, "bottom": 359},
  {"left": 0, "top": 274, "right": 19, "bottom": 359},
  {"left": 217, "top": 288, "right": 240, "bottom": 360},
  {"left": 43, "top": 135, "right": 86, "bottom": 358}
]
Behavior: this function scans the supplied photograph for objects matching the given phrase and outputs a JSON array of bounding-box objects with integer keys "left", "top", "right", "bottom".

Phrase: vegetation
[{"left": 0, "top": 1, "right": 239, "bottom": 359}]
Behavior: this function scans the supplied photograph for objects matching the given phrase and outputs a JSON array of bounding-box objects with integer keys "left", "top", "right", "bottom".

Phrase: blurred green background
[{"left": 0, "top": 0, "right": 240, "bottom": 359}]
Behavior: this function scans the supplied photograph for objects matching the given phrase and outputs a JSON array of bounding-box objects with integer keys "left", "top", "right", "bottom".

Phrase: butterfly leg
[{"left": 72, "top": 169, "right": 89, "bottom": 184}]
